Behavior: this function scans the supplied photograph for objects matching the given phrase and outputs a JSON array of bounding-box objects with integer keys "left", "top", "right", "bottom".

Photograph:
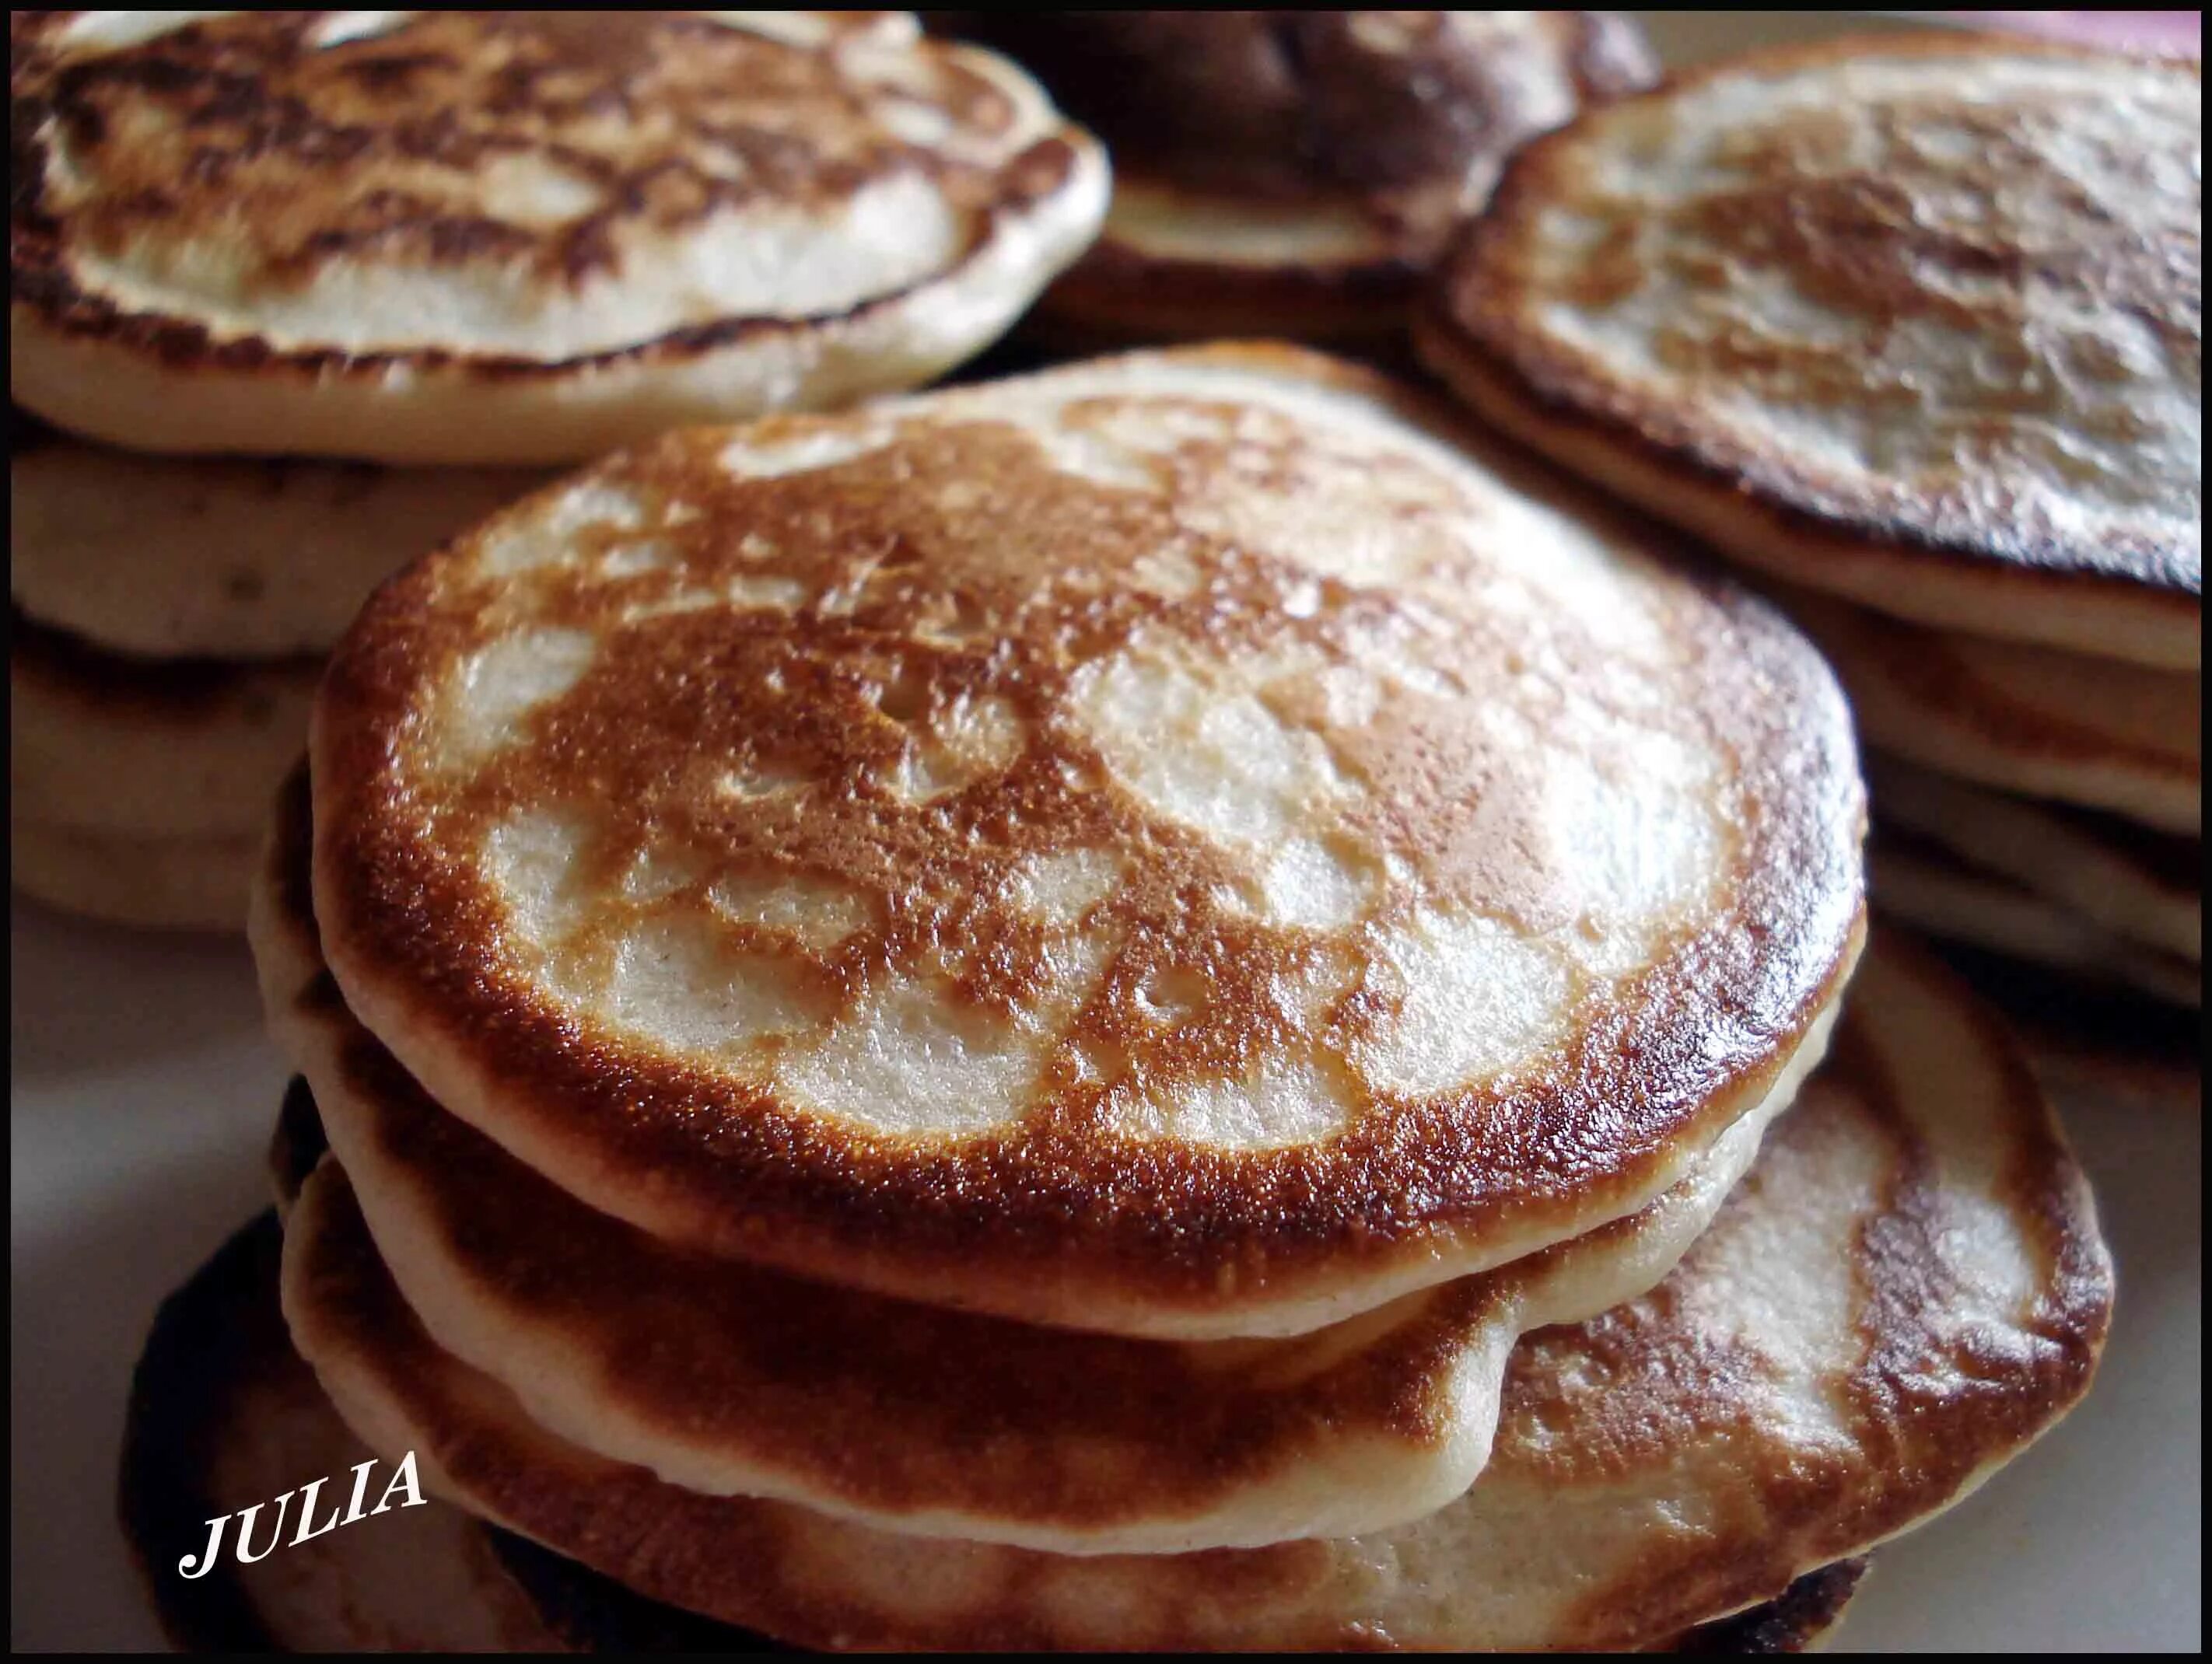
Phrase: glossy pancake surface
[
  {"left": 11, "top": 11, "right": 1107, "bottom": 463},
  {"left": 280, "top": 933, "right": 2108, "bottom": 1650},
  {"left": 1421, "top": 35, "right": 2202, "bottom": 669},
  {"left": 970, "top": 11, "right": 1654, "bottom": 342},
  {"left": 308, "top": 341, "right": 1867, "bottom": 1339},
  {"left": 251, "top": 767, "right": 1794, "bottom": 1554}
]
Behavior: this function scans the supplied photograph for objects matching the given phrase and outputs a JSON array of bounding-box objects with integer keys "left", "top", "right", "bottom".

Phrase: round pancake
[
  {"left": 1868, "top": 753, "right": 2200, "bottom": 963},
  {"left": 128, "top": 1208, "right": 1866, "bottom": 1656},
  {"left": 12, "top": 439, "right": 549, "bottom": 659},
  {"left": 251, "top": 769, "right": 1793, "bottom": 1556},
  {"left": 10, "top": 11, "right": 1108, "bottom": 465},
  {"left": 280, "top": 932, "right": 2107, "bottom": 1650},
  {"left": 963, "top": 11, "right": 1653, "bottom": 343},
  {"left": 1782, "top": 590, "right": 2200, "bottom": 835},
  {"left": 1871, "top": 828, "right": 2200, "bottom": 1009},
  {"left": 306, "top": 341, "right": 1867, "bottom": 1341},
  {"left": 12, "top": 617, "right": 318, "bottom": 839},
  {"left": 1419, "top": 34, "right": 2202, "bottom": 671},
  {"left": 12, "top": 818, "right": 255, "bottom": 932}
]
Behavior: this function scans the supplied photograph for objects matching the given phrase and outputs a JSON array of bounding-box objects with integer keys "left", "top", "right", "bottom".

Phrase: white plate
[{"left": 9, "top": 10, "right": 2200, "bottom": 1652}]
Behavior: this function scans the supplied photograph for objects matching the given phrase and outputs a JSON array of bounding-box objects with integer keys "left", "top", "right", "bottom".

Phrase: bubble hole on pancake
[
  {"left": 278, "top": 932, "right": 2109, "bottom": 1650},
  {"left": 251, "top": 764, "right": 1795, "bottom": 1554},
  {"left": 303, "top": 341, "right": 1865, "bottom": 1341},
  {"left": 1419, "top": 35, "right": 2201, "bottom": 670},
  {"left": 1867, "top": 753, "right": 2200, "bottom": 964},
  {"left": 11, "top": 11, "right": 1109, "bottom": 464},
  {"left": 11, "top": 439, "right": 553, "bottom": 660}
]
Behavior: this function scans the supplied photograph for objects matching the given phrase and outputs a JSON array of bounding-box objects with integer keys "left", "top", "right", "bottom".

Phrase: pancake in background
[
  {"left": 958, "top": 12, "right": 1654, "bottom": 344},
  {"left": 1419, "top": 34, "right": 2201, "bottom": 670},
  {"left": 1869, "top": 754, "right": 2200, "bottom": 964},
  {"left": 11, "top": 11, "right": 1107, "bottom": 465},
  {"left": 12, "top": 820, "right": 257, "bottom": 934},
  {"left": 10, "top": 615, "right": 318, "bottom": 841},
  {"left": 251, "top": 768, "right": 1789, "bottom": 1555},
  {"left": 12, "top": 441, "right": 550, "bottom": 660},
  {"left": 1871, "top": 827, "right": 2200, "bottom": 1009},
  {"left": 305, "top": 341, "right": 1865, "bottom": 1341},
  {"left": 122, "top": 1206, "right": 1867, "bottom": 1655},
  {"left": 279, "top": 934, "right": 2105, "bottom": 1650},
  {"left": 1783, "top": 592, "right": 2200, "bottom": 836}
]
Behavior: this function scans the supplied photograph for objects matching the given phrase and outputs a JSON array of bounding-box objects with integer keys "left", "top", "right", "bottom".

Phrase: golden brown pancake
[
  {"left": 123, "top": 1206, "right": 1867, "bottom": 1654},
  {"left": 1419, "top": 33, "right": 2201, "bottom": 671},
  {"left": 251, "top": 762, "right": 1790, "bottom": 1555},
  {"left": 11, "top": 12, "right": 1107, "bottom": 464},
  {"left": 304, "top": 342, "right": 1866, "bottom": 1340},
  {"left": 279, "top": 933, "right": 2107, "bottom": 1649},
  {"left": 960, "top": 11, "right": 1654, "bottom": 344},
  {"left": 1781, "top": 590, "right": 2200, "bottom": 836}
]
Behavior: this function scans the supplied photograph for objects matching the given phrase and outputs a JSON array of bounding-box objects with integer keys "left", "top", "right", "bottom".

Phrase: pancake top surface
[
  {"left": 12, "top": 9, "right": 1081, "bottom": 365},
  {"left": 310, "top": 342, "right": 1864, "bottom": 1335},
  {"left": 1439, "top": 35, "right": 2203, "bottom": 594}
]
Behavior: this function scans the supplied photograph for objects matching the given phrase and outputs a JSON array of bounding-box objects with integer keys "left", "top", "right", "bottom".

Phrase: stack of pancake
[
  {"left": 172, "top": 344, "right": 2111, "bottom": 1649},
  {"left": 9, "top": 9, "right": 1105, "bottom": 930},
  {"left": 1418, "top": 33, "right": 2203, "bottom": 1017},
  {"left": 940, "top": 12, "right": 1656, "bottom": 346}
]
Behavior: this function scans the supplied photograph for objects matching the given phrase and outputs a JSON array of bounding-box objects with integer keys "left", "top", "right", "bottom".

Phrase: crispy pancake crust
[
  {"left": 308, "top": 341, "right": 1866, "bottom": 1339},
  {"left": 253, "top": 764, "right": 1796, "bottom": 1554},
  {"left": 996, "top": 12, "right": 1654, "bottom": 343},
  {"left": 280, "top": 933, "right": 2108, "bottom": 1650},
  {"left": 11, "top": 12, "right": 1107, "bottom": 463},
  {"left": 1419, "top": 33, "right": 2202, "bottom": 670}
]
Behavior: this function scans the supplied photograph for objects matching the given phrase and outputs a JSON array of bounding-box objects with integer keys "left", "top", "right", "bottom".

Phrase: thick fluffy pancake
[
  {"left": 1869, "top": 753, "right": 2200, "bottom": 963},
  {"left": 119, "top": 1211, "right": 572, "bottom": 1652},
  {"left": 964, "top": 12, "right": 1653, "bottom": 343},
  {"left": 252, "top": 769, "right": 1790, "bottom": 1555},
  {"left": 1419, "top": 34, "right": 2202, "bottom": 670},
  {"left": 281, "top": 934, "right": 2106, "bottom": 1650},
  {"left": 1783, "top": 591, "right": 2200, "bottom": 835},
  {"left": 12, "top": 818, "right": 254, "bottom": 932},
  {"left": 1871, "top": 828, "right": 2200, "bottom": 1009},
  {"left": 306, "top": 341, "right": 1866, "bottom": 1340},
  {"left": 10, "top": 12, "right": 1107, "bottom": 465},
  {"left": 12, "top": 439, "right": 549, "bottom": 659},
  {"left": 11, "top": 614, "right": 318, "bottom": 838}
]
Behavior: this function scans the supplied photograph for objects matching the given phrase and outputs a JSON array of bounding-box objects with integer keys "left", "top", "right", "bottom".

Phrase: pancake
[
  {"left": 11, "top": 614, "right": 319, "bottom": 839},
  {"left": 124, "top": 1209, "right": 1870, "bottom": 1655},
  {"left": 306, "top": 341, "right": 1867, "bottom": 1341},
  {"left": 12, "top": 439, "right": 549, "bottom": 659},
  {"left": 1868, "top": 753, "right": 2200, "bottom": 963},
  {"left": 280, "top": 933, "right": 2108, "bottom": 1650},
  {"left": 1782, "top": 590, "right": 2200, "bottom": 835},
  {"left": 12, "top": 818, "right": 254, "bottom": 932},
  {"left": 10, "top": 12, "right": 1108, "bottom": 465},
  {"left": 1871, "top": 827, "right": 2200, "bottom": 1009},
  {"left": 961, "top": 12, "right": 1653, "bottom": 344},
  {"left": 252, "top": 765, "right": 1788, "bottom": 1555},
  {"left": 1419, "top": 34, "right": 2202, "bottom": 671}
]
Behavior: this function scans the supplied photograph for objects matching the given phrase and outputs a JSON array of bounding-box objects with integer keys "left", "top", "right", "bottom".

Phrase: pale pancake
[
  {"left": 962, "top": 12, "right": 1652, "bottom": 343},
  {"left": 1783, "top": 590, "right": 2200, "bottom": 835},
  {"left": 12, "top": 818, "right": 254, "bottom": 933},
  {"left": 11, "top": 617, "right": 318, "bottom": 839},
  {"left": 130, "top": 1208, "right": 1867, "bottom": 1656},
  {"left": 12, "top": 438, "right": 549, "bottom": 659},
  {"left": 1871, "top": 830, "right": 2200, "bottom": 1009},
  {"left": 306, "top": 341, "right": 1867, "bottom": 1340},
  {"left": 281, "top": 934, "right": 2107, "bottom": 1649},
  {"left": 252, "top": 768, "right": 1794, "bottom": 1555},
  {"left": 10, "top": 12, "right": 1107, "bottom": 465},
  {"left": 1419, "top": 34, "right": 2201, "bottom": 670},
  {"left": 1869, "top": 753, "right": 2200, "bottom": 963}
]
